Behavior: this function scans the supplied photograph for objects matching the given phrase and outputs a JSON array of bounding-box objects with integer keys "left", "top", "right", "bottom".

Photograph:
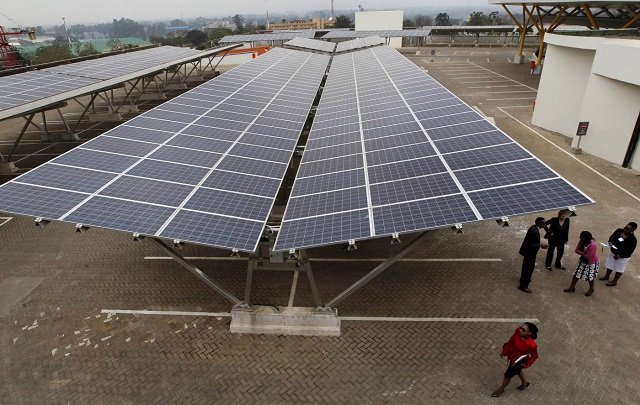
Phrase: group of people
[
  {"left": 491, "top": 213, "right": 637, "bottom": 397},
  {"left": 518, "top": 211, "right": 637, "bottom": 296}
]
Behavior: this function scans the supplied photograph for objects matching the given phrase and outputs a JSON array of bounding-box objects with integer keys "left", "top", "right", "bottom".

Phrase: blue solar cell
[
  {"left": 53, "top": 149, "right": 140, "bottom": 173},
  {"left": 469, "top": 178, "right": 593, "bottom": 219},
  {"left": 239, "top": 133, "right": 297, "bottom": 150},
  {"left": 275, "top": 209, "right": 371, "bottom": 250},
  {"left": 128, "top": 159, "right": 209, "bottom": 185},
  {"left": 434, "top": 130, "right": 510, "bottom": 154},
  {"left": 160, "top": 211, "right": 265, "bottom": 252},
  {"left": 286, "top": 187, "right": 368, "bottom": 218},
  {"left": 81, "top": 136, "right": 158, "bottom": 157},
  {"left": 373, "top": 194, "right": 478, "bottom": 235},
  {"left": 303, "top": 142, "right": 362, "bottom": 162},
  {"left": 184, "top": 188, "right": 273, "bottom": 221},
  {"left": 229, "top": 143, "right": 292, "bottom": 163},
  {"left": 148, "top": 146, "right": 222, "bottom": 168},
  {"left": 426, "top": 120, "right": 496, "bottom": 141},
  {"left": 99, "top": 176, "right": 193, "bottom": 206},
  {"left": 298, "top": 154, "right": 364, "bottom": 178},
  {"left": 291, "top": 169, "right": 365, "bottom": 197},
  {"left": 365, "top": 142, "right": 436, "bottom": 166},
  {"left": 125, "top": 116, "right": 188, "bottom": 133},
  {"left": 217, "top": 155, "right": 287, "bottom": 178},
  {"left": 167, "top": 134, "right": 233, "bottom": 153},
  {"left": 142, "top": 109, "right": 198, "bottom": 124},
  {"left": 370, "top": 172, "right": 459, "bottom": 206},
  {"left": 107, "top": 125, "right": 174, "bottom": 144},
  {"left": 202, "top": 170, "right": 281, "bottom": 197},
  {"left": 16, "top": 164, "right": 117, "bottom": 194},
  {"left": 367, "top": 156, "right": 447, "bottom": 184},
  {"left": 445, "top": 143, "right": 529, "bottom": 171},
  {"left": 64, "top": 197, "right": 175, "bottom": 235},
  {"left": 0, "top": 182, "right": 87, "bottom": 219},
  {"left": 181, "top": 124, "right": 242, "bottom": 141}
]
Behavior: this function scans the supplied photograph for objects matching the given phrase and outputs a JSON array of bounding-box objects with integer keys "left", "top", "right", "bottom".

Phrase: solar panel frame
[
  {"left": 335, "top": 36, "right": 386, "bottom": 53},
  {"left": 322, "top": 29, "right": 432, "bottom": 39},
  {"left": 219, "top": 31, "right": 316, "bottom": 43},
  {"left": 0, "top": 48, "right": 331, "bottom": 252},
  {"left": 284, "top": 37, "right": 336, "bottom": 53},
  {"left": 274, "top": 46, "right": 593, "bottom": 251}
]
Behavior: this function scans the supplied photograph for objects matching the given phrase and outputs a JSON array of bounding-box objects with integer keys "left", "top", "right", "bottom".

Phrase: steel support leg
[
  {"left": 326, "top": 232, "right": 429, "bottom": 308},
  {"left": 151, "top": 238, "right": 242, "bottom": 305}
]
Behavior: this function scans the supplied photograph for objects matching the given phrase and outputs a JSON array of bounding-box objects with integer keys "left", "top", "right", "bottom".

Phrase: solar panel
[
  {"left": 0, "top": 71, "right": 100, "bottom": 110},
  {"left": 0, "top": 48, "right": 330, "bottom": 252},
  {"left": 335, "top": 36, "right": 386, "bottom": 53},
  {"left": 284, "top": 37, "right": 336, "bottom": 53},
  {"left": 220, "top": 31, "right": 316, "bottom": 43},
  {"left": 322, "top": 29, "right": 432, "bottom": 39},
  {"left": 44, "top": 46, "right": 204, "bottom": 80},
  {"left": 273, "top": 46, "right": 592, "bottom": 251},
  {"left": 0, "top": 45, "right": 239, "bottom": 120}
]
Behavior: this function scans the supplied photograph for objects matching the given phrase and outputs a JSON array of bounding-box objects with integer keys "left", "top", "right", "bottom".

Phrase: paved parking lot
[{"left": 1, "top": 47, "right": 639, "bottom": 404}]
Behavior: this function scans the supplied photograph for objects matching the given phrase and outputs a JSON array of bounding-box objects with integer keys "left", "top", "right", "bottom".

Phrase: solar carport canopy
[
  {"left": 321, "top": 29, "right": 432, "bottom": 39},
  {"left": 0, "top": 45, "right": 239, "bottom": 121},
  {"left": 0, "top": 48, "right": 330, "bottom": 252},
  {"left": 273, "top": 46, "right": 593, "bottom": 251},
  {"left": 284, "top": 37, "right": 336, "bottom": 53},
  {"left": 335, "top": 36, "right": 385, "bottom": 53},
  {"left": 219, "top": 31, "right": 316, "bottom": 43}
]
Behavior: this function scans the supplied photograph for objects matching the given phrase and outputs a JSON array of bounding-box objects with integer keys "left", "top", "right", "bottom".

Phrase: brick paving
[{"left": 1, "top": 47, "right": 640, "bottom": 404}]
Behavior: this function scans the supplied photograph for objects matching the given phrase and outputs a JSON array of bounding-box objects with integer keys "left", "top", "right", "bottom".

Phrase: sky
[{"left": 1, "top": 0, "right": 493, "bottom": 27}]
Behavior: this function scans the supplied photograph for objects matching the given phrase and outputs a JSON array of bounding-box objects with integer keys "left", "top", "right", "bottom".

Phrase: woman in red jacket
[{"left": 491, "top": 322, "right": 539, "bottom": 397}]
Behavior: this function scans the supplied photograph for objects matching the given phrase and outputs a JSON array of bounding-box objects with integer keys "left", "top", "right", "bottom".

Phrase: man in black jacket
[
  {"left": 599, "top": 222, "right": 637, "bottom": 287},
  {"left": 518, "top": 217, "right": 548, "bottom": 293}
]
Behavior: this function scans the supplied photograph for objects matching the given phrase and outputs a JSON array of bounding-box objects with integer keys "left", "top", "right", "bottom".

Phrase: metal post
[
  {"left": 297, "top": 250, "right": 322, "bottom": 308},
  {"left": 151, "top": 238, "right": 242, "bottom": 305},
  {"left": 244, "top": 255, "right": 256, "bottom": 304},
  {"left": 326, "top": 232, "right": 429, "bottom": 308},
  {"left": 7, "top": 113, "right": 36, "bottom": 160}
]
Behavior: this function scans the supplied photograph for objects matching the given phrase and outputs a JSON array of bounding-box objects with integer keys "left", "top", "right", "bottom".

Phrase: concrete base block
[
  {"left": 185, "top": 75, "right": 205, "bottom": 82},
  {"left": 118, "top": 105, "right": 139, "bottom": 114},
  {"left": 513, "top": 54, "right": 525, "bottom": 64},
  {"left": 0, "top": 161, "right": 17, "bottom": 173},
  {"left": 40, "top": 132, "right": 80, "bottom": 142},
  {"left": 165, "top": 83, "right": 188, "bottom": 90},
  {"left": 88, "top": 112, "right": 123, "bottom": 122},
  {"left": 138, "top": 93, "right": 167, "bottom": 101},
  {"left": 230, "top": 305, "right": 340, "bottom": 336}
]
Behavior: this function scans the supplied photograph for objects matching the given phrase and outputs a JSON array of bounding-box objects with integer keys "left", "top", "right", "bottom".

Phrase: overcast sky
[{"left": 2, "top": 0, "right": 492, "bottom": 26}]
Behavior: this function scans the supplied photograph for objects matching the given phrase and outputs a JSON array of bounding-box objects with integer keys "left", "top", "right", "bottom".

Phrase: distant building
[
  {"left": 270, "top": 18, "right": 325, "bottom": 31},
  {"left": 165, "top": 26, "right": 191, "bottom": 34}
]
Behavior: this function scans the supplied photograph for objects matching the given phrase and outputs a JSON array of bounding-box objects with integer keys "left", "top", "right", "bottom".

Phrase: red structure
[{"left": 0, "top": 26, "right": 35, "bottom": 68}]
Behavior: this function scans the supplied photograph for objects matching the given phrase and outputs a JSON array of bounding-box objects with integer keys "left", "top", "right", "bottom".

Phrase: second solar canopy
[{"left": 274, "top": 46, "right": 592, "bottom": 251}]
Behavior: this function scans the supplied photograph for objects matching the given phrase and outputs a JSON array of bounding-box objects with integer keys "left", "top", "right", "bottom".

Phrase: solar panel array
[
  {"left": 321, "top": 29, "right": 432, "bottom": 39},
  {"left": 44, "top": 46, "right": 207, "bottom": 80},
  {"left": 0, "top": 45, "right": 237, "bottom": 119},
  {"left": 0, "top": 70, "right": 100, "bottom": 110},
  {"left": 335, "top": 36, "right": 385, "bottom": 53},
  {"left": 0, "top": 48, "right": 330, "bottom": 252},
  {"left": 273, "top": 46, "right": 592, "bottom": 251},
  {"left": 220, "top": 31, "right": 316, "bottom": 43},
  {"left": 284, "top": 37, "right": 336, "bottom": 53}
]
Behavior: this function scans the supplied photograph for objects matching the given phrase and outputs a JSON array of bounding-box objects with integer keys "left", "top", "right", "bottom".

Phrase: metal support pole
[
  {"left": 7, "top": 113, "right": 36, "bottom": 160},
  {"left": 56, "top": 108, "right": 72, "bottom": 133},
  {"left": 244, "top": 255, "right": 256, "bottom": 304},
  {"left": 297, "top": 250, "right": 323, "bottom": 308},
  {"left": 151, "top": 238, "right": 242, "bottom": 305},
  {"left": 72, "top": 93, "right": 99, "bottom": 132},
  {"left": 326, "top": 232, "right": 429, "bottom": 308}
]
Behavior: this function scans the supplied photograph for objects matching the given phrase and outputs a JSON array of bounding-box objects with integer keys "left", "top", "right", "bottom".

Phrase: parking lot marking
[
  {"left": 499, "top": 107, "right": 640, "bottom": 203},
  {"left": 483, "top": 90, "right": 536, "bottom": 94},
  {"left": 144, "top": 256, "right": 502, "bottom": 262},
  {"left": 100, "top": 309, "right": 537, "bottom": 324},
  {"left": 468, "top": 62, "right": 538, "bottom": 92},
  {"left": 468, "top": 85, "right": 526, "bottom": 89},
  {"left": 0, "top": 217, "right": 13, "bottom": 227},
  {"left": 487, "top": 97, "right": 536, "bottom": 101}
]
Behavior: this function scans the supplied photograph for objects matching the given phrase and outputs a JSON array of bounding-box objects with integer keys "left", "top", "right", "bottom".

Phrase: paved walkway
[{"left": 1, "top": 47, "right": 639, "bottom": 404}]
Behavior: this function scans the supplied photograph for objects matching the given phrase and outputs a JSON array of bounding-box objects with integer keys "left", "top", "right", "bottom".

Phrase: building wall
[
  {"left": 532, "top": 34, "right": 640, "bottom": 169},
  {"left": 531, "top": 44, "right": 595, "bottom": 137},
  {"left": 355, "top": 11, "right": 403, "bottom": 48}
]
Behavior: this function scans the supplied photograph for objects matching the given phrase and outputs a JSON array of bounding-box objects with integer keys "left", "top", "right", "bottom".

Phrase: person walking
[
  {"left": 563, "top": 231, "right": 599, "bottom": 296},
  {"left": 518, "top": 217, "right": 547, "bottom": 293},
  {"left": 491, "top": 322, "right": 539, "bottom": 397},
  {"left": 599, "top": 222, "right": 637, "bottom": 287},
  {"left": 544, "top": 210, "right": 570, "bottom": 271}
]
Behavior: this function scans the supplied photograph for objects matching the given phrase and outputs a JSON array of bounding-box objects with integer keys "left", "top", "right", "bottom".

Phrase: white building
[
  {"left": 355, "top": 11, "right": 403, "bottom": 48},
  {"left": 532, "top": 33, "right": 640, "bottom": 169}
]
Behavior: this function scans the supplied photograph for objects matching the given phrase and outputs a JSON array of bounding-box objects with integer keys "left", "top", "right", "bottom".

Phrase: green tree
[
  {"left": 334, "top": 15, "right": 352, "bottom": 29},
  {"left": 403, "top": 19, "right": 415, "bottom": 28},
  {"left": 185, "top": 30, "right": 208, "bottom": 47},
  {"left": 415, "top": 14, "right": 433, "bottom": 27},
  {"left": 435, "top": 13, "right": 451, "bottom": 26},
  {"left": 74, "top": 42, "right": 100, "bottom": 56},
  {"left": 468, "top": 11, "right": 489, "bottom": 26},
  {"left": 111, "top": 18, "right": 145, "bottom": 38},
  {"left": 170, "top": 19, "right": 187, "bottom": 27},
  {"left": 207, "top": 28, "right": 233, "bottom": 45},
  {"left": 33, "top": 42, "right": 74, "bottom": 64},
  {"left": 232, "top": 14, "right": 245, "bottom": 33}
]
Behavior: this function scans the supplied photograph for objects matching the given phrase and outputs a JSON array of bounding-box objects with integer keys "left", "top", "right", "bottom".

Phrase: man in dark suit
[{"left": 519, "top": 217, "right": 548, "bottom": 293}]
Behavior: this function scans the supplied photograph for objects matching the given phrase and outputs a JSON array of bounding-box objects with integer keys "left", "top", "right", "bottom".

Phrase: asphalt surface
[{"left": 1, "top": 46, "right": 639, "bottom": 404}]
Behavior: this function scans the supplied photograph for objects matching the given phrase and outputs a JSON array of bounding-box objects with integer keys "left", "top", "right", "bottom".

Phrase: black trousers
[
  {"left": 545, "top": 241, "right": 564, "bottom": 267},
  {"left": 520, "top": 254, "right": 536, "bottom": 289}
]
